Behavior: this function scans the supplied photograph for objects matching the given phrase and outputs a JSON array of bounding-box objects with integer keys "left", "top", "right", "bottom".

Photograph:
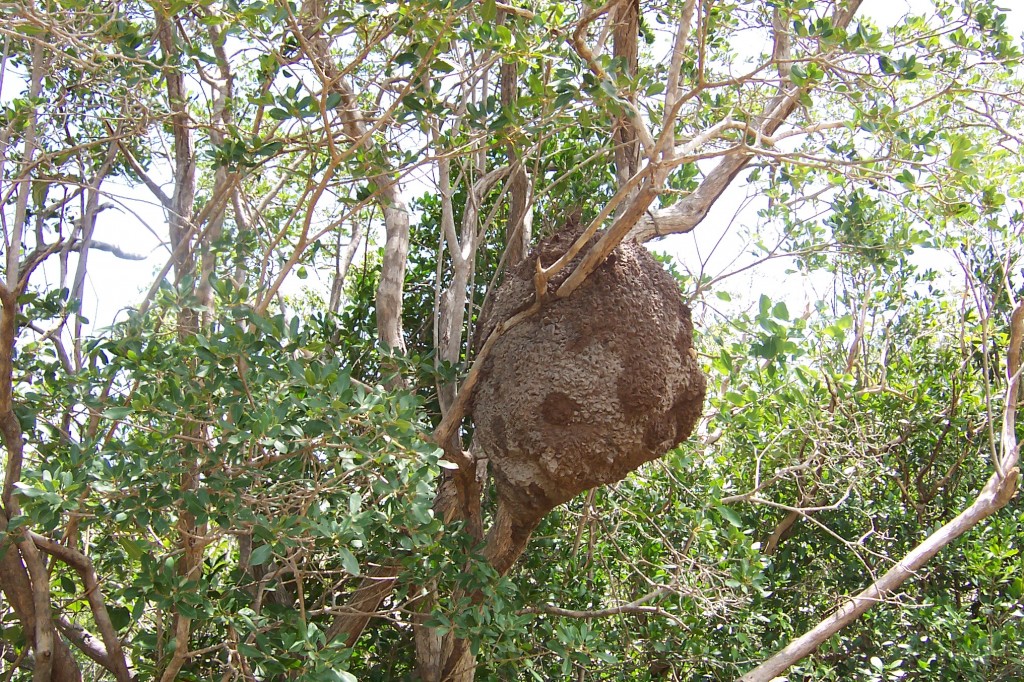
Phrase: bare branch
[
  {"left": 67, "top": 240, "right": 146, "bottom": 261},
  {"left": 737, "top": 468, "right": 1019, "bottom": 682},
  {"left": 664, "top": 0, "right": 697, "bottom": 120},
  {"left": 108, "top": 122, "right": 172, "bottom": 210},
  {"left": 520, "top": 587, "right": 670, "bottom": 619},
  {"left": 632, "top": 0, "right": 866, "bottom": 243}
]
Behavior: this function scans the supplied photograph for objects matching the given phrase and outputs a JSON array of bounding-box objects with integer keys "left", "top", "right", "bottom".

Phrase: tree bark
[
  {"left": 154, "top": 12, "right": 203, "bottom": 681},
  {"left": 612, "top": 0, "right": 640, "bottom": 208},
  {"left": 299, "top": 0, "right": 412, "bottom": 353},
  {"left": 500, "top": 59, "right": 532, "bottom": 268}
]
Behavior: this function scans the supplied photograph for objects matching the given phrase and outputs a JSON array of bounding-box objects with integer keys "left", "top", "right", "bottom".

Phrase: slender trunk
[
  {"left": 0, "top": 286, "right": 82, "bottom": 682},
  {"left": 0, "top": 35, "right": 83, "bottom": 681},
  {"left": 612, "top": 0, "right": 640, "bottom": 209},
  {"left": 739, "top": 471, "right": 1020, "bottom": 682},
  {"left": 154, "top": 11, "right": 203, "bottom": 681},
  {"left": 70, "top": 140, "right": 119, "bottom": 366},
  {"left": 328, "top": 221, "right": 365, "bottom": 313},
  {"left": 198, "top": 26, "right": 235, "bottom": 327},
  {"left": 500, "top": 59, "right": 531, "bottom": 268},
  {"left": 6, "top": 40, "right": 45, "bottom": 288},
  {"left": 377, "top": 200, "right": 411, "bottom": 352},
  {"left": 431, "top": 501, "right": 542, "bottom": 681},
  {"left": 300, "top": 0, "right": 412, "bottom": 352}
]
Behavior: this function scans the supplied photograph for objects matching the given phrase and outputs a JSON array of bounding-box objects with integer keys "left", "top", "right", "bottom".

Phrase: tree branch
[
  {"left": 67, "top": 240, "right": 146, "bottom": 261},
  {"left": 631, "top": 0, "right": 866, "bottom": 243},
  {"left": 520, "top": 587, "right": 670, "bottom": 619},
  {"left": 737, "top": 467, "right": 1019, "bottom": 682},
  {"left": 30, "top": 532, "right": 134, "bottom": 681}
]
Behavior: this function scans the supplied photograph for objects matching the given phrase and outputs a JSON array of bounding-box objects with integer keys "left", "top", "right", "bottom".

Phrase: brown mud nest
[{"left": 472, "top": 227, "right": 707, "bottom": 525}]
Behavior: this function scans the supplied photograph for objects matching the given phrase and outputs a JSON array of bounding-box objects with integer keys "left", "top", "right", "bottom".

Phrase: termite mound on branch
[{"left": 471, "top": 225, "right": 707, "bottom": 527}]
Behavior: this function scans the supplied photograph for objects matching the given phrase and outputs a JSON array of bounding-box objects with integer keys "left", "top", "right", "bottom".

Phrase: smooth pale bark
[
  {"left": 0, "top": 59, "right": 81, "bottom": 668},
  {"left": 6, "top": 40, "right": 45, "bottom": 290},
  {"left": 0, "top": 511, "right": 82, "bottom": 682},
  {"left": 0, "top": 44, "right": 86, "bottom": 673},
  {"left": 69, "top": 141, "right": 119, "bottom": 367},
  {"left": 436, "top": 168, "right": 510, "bottom": 412},
  {"left": 328, "top": 221, "right": 366, "bottom": 313},
  {"left": 631, "top": 0, "right": 865, "bottom": 244},
  {"left": 300, "top": 0, "right": 412, "bottom": 352}
]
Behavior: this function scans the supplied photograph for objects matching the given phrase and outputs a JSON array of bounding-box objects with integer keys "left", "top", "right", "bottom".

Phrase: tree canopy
[{"left": 0, "top": 0, "right": 1022, "bottom": 680}]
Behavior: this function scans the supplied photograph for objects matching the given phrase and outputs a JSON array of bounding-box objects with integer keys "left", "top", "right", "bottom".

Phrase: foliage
[{"left": 0, "top": 0, "right": 1022, "bottom": 680}]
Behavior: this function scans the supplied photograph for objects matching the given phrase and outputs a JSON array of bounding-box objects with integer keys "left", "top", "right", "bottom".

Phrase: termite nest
[{"left": 471, "top": 225, "right": 707, "bottom": 525}]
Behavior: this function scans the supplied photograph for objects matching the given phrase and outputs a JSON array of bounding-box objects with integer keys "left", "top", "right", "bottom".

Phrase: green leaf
[
  {"left": 102, "top": 407, "right": 132, "bottom": 420},
  {"left": 553, "top": 91, "right": 575, "bottom": 109},
  {"left": 716, "top": 505, "right": 743, "bottom": 528},
  {"left": 789, "top": 63, "right": 807, "bottom": 85},
  {"left": 108, "top": 606, "right": 131, "bottom": 631},
  {"left": 338, "top": 547, "right": 360, "bottom": 576},
  {"left": 480, "top": 0, "right": 496, "bottom": 22},
  {"left": 249, "top": 544, "right": 273, "bottom": 566}
]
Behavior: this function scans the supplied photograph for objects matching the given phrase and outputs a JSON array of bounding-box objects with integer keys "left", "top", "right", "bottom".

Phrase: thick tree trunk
[{"left": 423, "top": 502, "right": 541, "bottom": 682}]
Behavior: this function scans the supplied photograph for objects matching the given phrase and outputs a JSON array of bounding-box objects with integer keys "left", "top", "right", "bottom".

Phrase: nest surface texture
[{"left": 472, "top": 227, "right": 707, "bottom": 522}]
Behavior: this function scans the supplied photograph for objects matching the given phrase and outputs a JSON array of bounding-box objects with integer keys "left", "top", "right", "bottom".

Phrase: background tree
[{"left": 0, "top": 0, "right": 1022, "bottom": 680}]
